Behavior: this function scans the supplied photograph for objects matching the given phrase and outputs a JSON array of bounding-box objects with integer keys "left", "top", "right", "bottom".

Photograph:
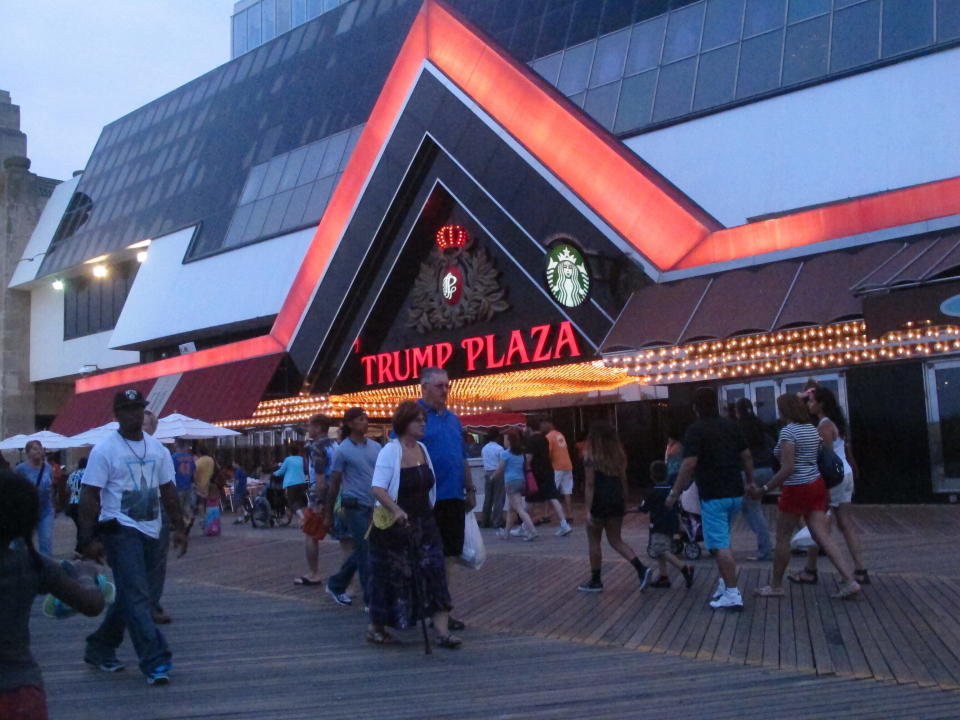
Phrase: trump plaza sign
[{"left": 358, "top": 321, "right": 582, "bottom": 386}]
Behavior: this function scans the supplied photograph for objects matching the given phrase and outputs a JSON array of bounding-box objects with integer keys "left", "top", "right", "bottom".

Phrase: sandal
[
  {"left": 787, "top": 569, "right": 818, "bottom": 585},
  {"left": 854, "top": 568, "right": 871, "bottom": 585},
  {"left": 831, "top": 580, "right": 862, "bottom": 600},
  {"left": 435, "top": 633, "right": 462, "bottom": 649},
  {"left": 754, "top": 585, "right": 785, "bottom": 598},
  {"left": 365, "top": 628, "right": 398, "bottom": 645}
]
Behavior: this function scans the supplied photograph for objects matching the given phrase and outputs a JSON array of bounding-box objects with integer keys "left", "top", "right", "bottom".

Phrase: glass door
[{"left": 925, "top": 360, "right": 960, "bottom": 493}]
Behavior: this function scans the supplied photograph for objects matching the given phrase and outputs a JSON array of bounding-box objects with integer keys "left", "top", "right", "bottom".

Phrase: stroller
[
  {"left": 676, "top": 506, "right": 703, "bottom": 560},
  {"left": 250, "top": 476, "right": 291, "bottom": 528}
]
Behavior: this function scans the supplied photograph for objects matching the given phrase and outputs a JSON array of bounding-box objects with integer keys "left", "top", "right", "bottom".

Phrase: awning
[
  {"left": 51, "top": 353, "right": 284, "bottom": 436},
  {"left": 601, "top": 230, "right": 960, "bottom": 353},
  {"left": 459, "top": 412, "right": 528, "bottom": 429}
]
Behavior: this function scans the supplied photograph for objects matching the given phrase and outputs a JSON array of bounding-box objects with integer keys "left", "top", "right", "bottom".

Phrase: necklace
[{"left": 118, "top": 432, "right": 148, "bottom": 486}]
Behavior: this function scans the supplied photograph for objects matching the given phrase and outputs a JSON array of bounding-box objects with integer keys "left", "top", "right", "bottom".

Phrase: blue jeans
[
  {"left": 742, "top": 467, "right": 773, "bottom": 558},
  {"left": 150, "top": 514, "right": 170, "bottom": 609},
  {"left": 37, "top": 509, "right": 54, "bottom": 556},
  {"left": 327, "top": 504, "right": 372, "bottom": 605},
  {"left": 85, "top": 525, "right": 171, "bottom": 675}
]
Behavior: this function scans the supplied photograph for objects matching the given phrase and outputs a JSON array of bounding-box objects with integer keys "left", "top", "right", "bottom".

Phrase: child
[
  {"left": 639, "top": 461, "right": 694, "bottom": 589},
  {"left": 1, "top": 470, "right": 105, "bottom": 719}
]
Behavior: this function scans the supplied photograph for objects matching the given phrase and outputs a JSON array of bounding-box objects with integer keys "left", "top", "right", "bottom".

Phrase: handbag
[
  {"left": 817, "top": 443, "right": 845, "bottom": 488},
  {"left": 372, "top": 504, "right": 396, "bottom": 530},
  {"left": 522, "top": 459, "right": 539, "bottom": 498}
]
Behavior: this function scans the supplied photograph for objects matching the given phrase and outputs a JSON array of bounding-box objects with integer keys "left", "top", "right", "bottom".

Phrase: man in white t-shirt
[
  {"left": 77, "top": 389, "right": 187, "bottom": 686},
  {"left": 480, "top": 429, "right": 505, "bottom": 528}
]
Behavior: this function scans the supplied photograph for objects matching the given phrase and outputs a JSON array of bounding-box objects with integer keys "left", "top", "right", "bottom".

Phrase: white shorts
[
  {"left": 554, "top": 469, "right": 573, "bottom": 495},
  {"left": 828, "top": 472, "right": 854, "bottom": 507}
]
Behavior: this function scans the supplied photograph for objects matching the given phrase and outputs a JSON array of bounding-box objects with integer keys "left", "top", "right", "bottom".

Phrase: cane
[{"left": 406, "top": 527, "right": 432, "bottom": 655}]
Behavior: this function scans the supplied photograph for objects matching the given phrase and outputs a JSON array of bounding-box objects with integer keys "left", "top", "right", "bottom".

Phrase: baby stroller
[
  {"left": 675, "top": 506, "right": 703, "bottom": 560},
  {"left": 251, "top": 477, "right": 291, "bottom": 528}
]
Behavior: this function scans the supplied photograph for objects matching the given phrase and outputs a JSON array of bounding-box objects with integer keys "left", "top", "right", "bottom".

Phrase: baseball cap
[
  {"left": 343, "top": 406, "right": 367, "bottom": 423},
  {"left": 113, "top": 388, "right": 147, "bottom": 410}
]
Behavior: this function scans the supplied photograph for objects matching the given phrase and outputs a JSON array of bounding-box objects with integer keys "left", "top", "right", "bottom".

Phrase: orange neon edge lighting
[{"left": 77, "top": 0, "right": 960, "bottom": 394}]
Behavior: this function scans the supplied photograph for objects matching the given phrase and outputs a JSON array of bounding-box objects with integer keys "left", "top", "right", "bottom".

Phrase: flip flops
[
  {"left": 787, "top": 569, "right": 818, "bottom": 585},
  {"left": 293, "top": 576, "right": 323, "bottom": 586},
  {"left": 366, "top": 629, "right": 398, "bottom": 644}
]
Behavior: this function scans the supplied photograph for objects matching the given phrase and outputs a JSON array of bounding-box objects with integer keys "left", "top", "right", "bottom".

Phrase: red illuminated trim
[{"left": 73, "top": 0, "right": 960, "bottom": 395}]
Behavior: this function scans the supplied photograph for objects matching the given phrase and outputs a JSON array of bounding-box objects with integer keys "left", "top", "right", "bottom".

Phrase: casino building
[{"left": 12, "top": 0, "right": 960, "bottom": 502}]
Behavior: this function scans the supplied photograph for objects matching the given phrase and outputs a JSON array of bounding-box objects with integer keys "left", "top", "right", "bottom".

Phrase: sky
[{"left": 0, "top": 1, "right": 234, "bottom": 180}]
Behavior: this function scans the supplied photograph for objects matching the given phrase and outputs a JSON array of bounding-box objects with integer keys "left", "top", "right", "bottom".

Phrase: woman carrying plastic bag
[{"left": 458, "top": 511, "right": 486, "bottom": 570}]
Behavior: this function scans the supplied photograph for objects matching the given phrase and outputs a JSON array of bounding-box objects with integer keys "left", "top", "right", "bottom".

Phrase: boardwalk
[{"left": 32, "top": 504, "right": 960, "bottom": 719}]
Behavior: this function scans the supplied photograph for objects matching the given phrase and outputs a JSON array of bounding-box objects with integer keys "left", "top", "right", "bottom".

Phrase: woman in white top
[
  {"left": 751, "top": 393, "right": 860, "bottom": 599},
  {"left": 792, "top": 387, "right": 869, "bottom": 585}
]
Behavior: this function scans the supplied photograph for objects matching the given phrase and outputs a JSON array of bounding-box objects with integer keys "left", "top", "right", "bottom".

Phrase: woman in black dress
[
  {"left": 367, "top": 401, "right": 459, "bottom": 648},
  {"left": 525, "top": 423, "right": 572, "bottom": 535}
]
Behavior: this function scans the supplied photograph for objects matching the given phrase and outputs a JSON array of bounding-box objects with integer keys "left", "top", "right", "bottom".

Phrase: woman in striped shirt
[{"left": 751, "top": 393, "right": 861, "bottom": 599}]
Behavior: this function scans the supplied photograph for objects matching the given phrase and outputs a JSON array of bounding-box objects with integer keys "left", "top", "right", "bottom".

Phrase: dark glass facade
[{"left": 63, "top": 261, "right": 138, "bottom": 340}]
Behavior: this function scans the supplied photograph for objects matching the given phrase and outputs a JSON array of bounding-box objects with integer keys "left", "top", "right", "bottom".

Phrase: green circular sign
[{"left": 545, "top": 242, "right": 590, "bottom": 308}]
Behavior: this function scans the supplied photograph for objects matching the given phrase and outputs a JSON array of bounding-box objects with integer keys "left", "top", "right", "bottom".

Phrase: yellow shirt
[
  {"left": 194, "top": 455, "right": 214, "bottom": 498},
  {"left": 546, "top": 430, "right": 573, "bottom": 471}
]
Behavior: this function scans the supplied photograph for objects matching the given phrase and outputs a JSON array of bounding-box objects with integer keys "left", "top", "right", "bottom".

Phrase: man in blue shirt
[{"left": 418, "top": 367, "right": 476, "bottom": 631}]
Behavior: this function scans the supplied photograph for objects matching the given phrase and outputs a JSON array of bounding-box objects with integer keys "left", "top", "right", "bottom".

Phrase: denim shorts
[{"left": 700, "top": 496, "right": 742, "bottom": 550}]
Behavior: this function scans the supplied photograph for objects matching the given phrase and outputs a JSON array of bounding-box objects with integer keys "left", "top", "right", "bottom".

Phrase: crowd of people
[{"left": 1, "top": 373, "right": 870, "bottom": 717}]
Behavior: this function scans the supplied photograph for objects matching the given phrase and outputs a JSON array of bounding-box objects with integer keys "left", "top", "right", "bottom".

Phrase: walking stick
[{"left": 406, "top": 528, "right": 431, "bottom": 655}]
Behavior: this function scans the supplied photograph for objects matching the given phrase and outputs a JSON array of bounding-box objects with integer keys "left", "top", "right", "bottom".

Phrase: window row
[
  {"left": 63, "top": 262, "right": 137, "bottom": 341},
  {"left": 232, "top": 0, "right": 352, "bottom": 56}
]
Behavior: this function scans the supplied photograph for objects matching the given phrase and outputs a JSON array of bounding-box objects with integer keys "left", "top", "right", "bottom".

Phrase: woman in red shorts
[{"left": 750, "top": 393, "right": 860, "bottom": 599}]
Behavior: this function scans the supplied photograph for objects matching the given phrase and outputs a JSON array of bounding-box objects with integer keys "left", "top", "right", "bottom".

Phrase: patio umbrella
[
  {"left": 0, "top": 430, "right": 73, "bottom": 451},
  {"left": 64, "top": 422, "right": 119, "bottom": 448},
  {"left": 0, "top": 434, "right": 30, "bottom": 450},
  {"left": 154, "top": 413, "right": 241, "bottom": 441}
]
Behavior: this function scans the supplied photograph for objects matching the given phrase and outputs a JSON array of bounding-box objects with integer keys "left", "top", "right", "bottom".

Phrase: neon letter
[
  {"left": 484, "top": 334, "right": 504, "bottom": 369},
  {"left": 392, "top": 349, "right": 412, "bottom": 381},
  {"left": 377, "top": 352, "right": 394, "bottom": 384},
  {"left": 361, "top": 355, "right": 377, "bottom": 386},
  {"left": 530, "top": 324, "right": 552, "bottom": 362},
  {"left": 503, "top": 329, "right": 530, "bottom": 366},
  {"left": 412, "top": 345, "right": 435, "bottom": 379},
  {"left": 461, "top": 336, "right": 485, "bottom": 372},
  {"left": 436, "top": 342, "right": 453, "bottom": 368},
  {"left": 553, "top": 321, "right": 581, "bottom": 359}
]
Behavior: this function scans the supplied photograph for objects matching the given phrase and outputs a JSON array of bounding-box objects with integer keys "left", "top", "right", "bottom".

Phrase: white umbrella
[
  {"left": 154, "top": 413, "right": 241, "bottom": 441},
  {"left": 0, "top": 433, "right": 30, "bottom": 450},
  {"left": 0, "top": 430, "right": 73, "bottom": 451},
  {"left": 64, "top": 422, "right": 119, "bottom": 448}
]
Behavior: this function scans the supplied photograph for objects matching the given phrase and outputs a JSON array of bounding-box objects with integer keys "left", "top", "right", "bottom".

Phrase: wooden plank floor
[{"left": 31, "top": 505, "right": 960, "bottom": 719}]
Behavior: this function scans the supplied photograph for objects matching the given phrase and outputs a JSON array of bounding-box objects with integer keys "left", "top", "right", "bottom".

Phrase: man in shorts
[
  {"left": 540, "top": 417, "right": 574, "bottom": 521},
  {"left": 667, "top": 387, "right": 753, "bottom": 610},
  {"left": 418, "top": 367, "right": 477, "bottom": 631}
]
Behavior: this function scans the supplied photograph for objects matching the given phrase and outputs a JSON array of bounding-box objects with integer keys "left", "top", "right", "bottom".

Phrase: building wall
[{"left": 626, "top": 46, "right": 960, "bottom": 227}]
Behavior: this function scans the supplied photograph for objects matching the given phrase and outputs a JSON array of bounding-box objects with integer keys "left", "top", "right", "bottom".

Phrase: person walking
[
  {"left": 15, "top": 441, "right": 55, "bottom": 557},
  {"left": 275, "top": 442, "right": 308, "bottom": 526},
  {"left": 750, "top": 392, "right": 861, "bottom": 599},
  {"left": 191, "top": 444, "right": 216, "bottom": 534},
  {"left": 170, "top": 439, "right": 196, "bottom": 530},
  {"left": 65, "top": 458, "right": 87, "bottom": 535},
  {"left": 1, "top": 471, "right": 105, "bottom": 719},
  {"left": 791, "top": 387, "right": 870, "bottom": 586},
  {"left": 493, "top": 429, "right": 537, "bottom": 541},
  {"left": 525, "top": 422, "right": 573, "bottom": 536},
  {"left": 417, "top": 367, "right": 476, "bottom": 632},
  {"left": 577, "top": 421, "right": 652, "bottom": 592},
  {"left": 640, "top": 461, "right": 694, "bottom": 589},
  {"left": 295, "top": 414, "right": 336, "bottom": 586},
  {"left": 479, "top": 429, "right": 505, "bottom": 528},
  {"left": 367, "top": 401, "right": 459, "bottom": 648},
  {"left": 323, "top": 408, "right": 379, "bottom": 608},
  {"left": 77, "top": 389, "right": 188, "bottom": 685},
  {"left": 540, "top": 417, "right": 575, "bottom": 521},
  {"left": 668, "top": 387, "right": 753, "bottom": 610},
  {"left": 735, "top": 398, "right": 773, "bottom": 561}
]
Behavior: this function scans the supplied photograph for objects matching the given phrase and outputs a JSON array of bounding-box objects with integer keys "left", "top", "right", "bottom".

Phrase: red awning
[
  {"left": 459, "top": 412, "right": 527, "bottom": 429},
  {"left": 51, "top": 353, "right": 284, "bottom": 435}
]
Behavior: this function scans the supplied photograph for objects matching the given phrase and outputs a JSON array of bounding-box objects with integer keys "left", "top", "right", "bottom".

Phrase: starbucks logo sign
[{"left": 545, "top": 243, "right": 590, "bottom": 308}]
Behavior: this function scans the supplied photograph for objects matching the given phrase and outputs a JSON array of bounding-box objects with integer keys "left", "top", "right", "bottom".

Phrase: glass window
[
  {"left": 261, "top": 189, "right": 294, "bottom": 236},
  {"left": 318, "top": 131, "right": 349, "bottom": 176},
  {"left": 830, "top": 0, "right": 880, "bottom": 72},
  {"left": 568, "top": 91, "right": 586, "bottom": 108},
  {"left": 233, "top": 12, "right": 247, "bottom": 56},
  {"left": 736, "top": 28, "right": 782, "bottom": 97},
  {"left": 926, "top": 361, "right": 960, "bottom": 492},
  {"left": 590, "top": 29, "right": 630, "bottom": 88},
  {"left": 882, "top": 0, "right": 934, "bottom": 57},
  {"left": 782, "top": 14, "right": 829, "bottom": 85},
  {"left": 293, "top": 0, "right": 306, "bottom": 25},
  {"left": 224, "top": 203, "right": 254, "bottom": 246},
  {"left": 278, "top": 145, "right": 309, "bottom": 191},
  {"left": 693, "top": 43, "right": 738, "bottom": 109},
  {"left": 536, "top": 6, "right": 574, "bottom": 57},
  {"left": 258, "top": 154, "right": 289, "bottom": 198},
  {"left": 567, "top": 0, "right": 604, "bottom": 46},
  {"left": 533, "top": 52, "right": 563, "bottom": 85},
  {"left": 743, "top": 0, "right": 785, "bottom": 37},
  {"left": 653, "top": 57, "right": 696, "bottom": 121},
  {"left": 298, "top": 140, "right": 327, "bottom": 184},
  {"left": 702, "top": 0, "right": 744, "bottom": 50},
  {"left": 277, "top": 0, "right": 291, "bottom": 33},
  {"left": 662, "top": 2, "right": 706, "bottom": 63},
  {"left": 307, "top": 0, "right": 322, "bottom": 19},
  {"left": 303, "top": 175, "right": 336, "bottom": 221},
  {"left": 787, "top": 0, "right": 830, "bottom": 23},
  {"left": 247, "top": 4, "right": 262, "bottom": 49},
  {"left": 339, "top": 125, "right": 364, "bottom": 171},
  {"left": 940, "top": 0, "right": 960, "bottom": 41},
  {"left": 625, "top": 15, "right": 667, "bottom": 75},
  {"left": 583, "top": 80, "right": 621, "bottom": 129},
  {"left": 282, "top": 182, "right": 314, "bottom": 228},
  {"left": 262, "top": 0, "right": 277, "bottom": 42},
  {"left": 241, "top": 197, "right": 273, "bottom": 242},
  {"left": 557, "top": 41, "right": 596, "bottom": 95}
]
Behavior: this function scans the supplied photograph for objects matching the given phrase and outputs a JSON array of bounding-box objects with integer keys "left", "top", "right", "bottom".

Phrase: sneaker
[
  {"left": 709, "top": 587, "right": 744, "bottom": 610},
  {"left": 146, "top": 665, "right": 170, "bottom": 686},
  {"left": 681, "top": 565, "right": 695, "bottom": 589},
  {"left": 496, "top": 528, "right": 507, "bottom": 539},
  {"left": 746, "top": 554, "right": 771, "bottom": 562},
  {"left": 555, "top": 522, "right": 573, "bottom": 537},
  {"left": 325, "top": 584, "right": 353, "bottom": 606},
  {"left": 509, "top": 526, "right": 524, "bottom": 537},
  {"left": 711, "top": 578, "right": 726, "bottom": 602},
  {"left": 649, "top": 576, "right": 671, "bottom": 589},
  {"left": 522, "top": 529, "right": 539, "bottom": 542},
  {"left": 578, "top": 578, "right": 603, "bottom": 592},
  {"left": 85, "top": 658, "right": 126, "bottom": 673},
  {"left": 638, "top": 566, "right": 654, "bottom": 591}
]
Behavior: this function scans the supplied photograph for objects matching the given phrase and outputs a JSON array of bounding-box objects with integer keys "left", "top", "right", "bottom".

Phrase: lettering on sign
[{"left": 359, "top": 321, "right": 581, "bottom": 386}]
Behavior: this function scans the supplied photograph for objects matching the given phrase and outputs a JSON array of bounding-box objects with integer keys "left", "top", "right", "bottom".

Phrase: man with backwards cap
[
  {"left": 77, "top": 389, "right": 187, "bottom": 686},
  {"left": 324, "top": 407, "right": 379, "bottom": 608}
]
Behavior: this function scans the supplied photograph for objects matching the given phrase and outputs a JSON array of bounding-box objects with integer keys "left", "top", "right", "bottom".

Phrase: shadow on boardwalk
[{"left": 33, "top": 504, "right": 960, "bottom": 719}]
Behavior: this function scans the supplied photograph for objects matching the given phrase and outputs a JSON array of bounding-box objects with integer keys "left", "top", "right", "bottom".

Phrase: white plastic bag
[
  {"left": 790, "top": 525, "right": 816, "bottom": 551},
  {"left": 458, "top": 511, "right": 486, "bottom": 570}
]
